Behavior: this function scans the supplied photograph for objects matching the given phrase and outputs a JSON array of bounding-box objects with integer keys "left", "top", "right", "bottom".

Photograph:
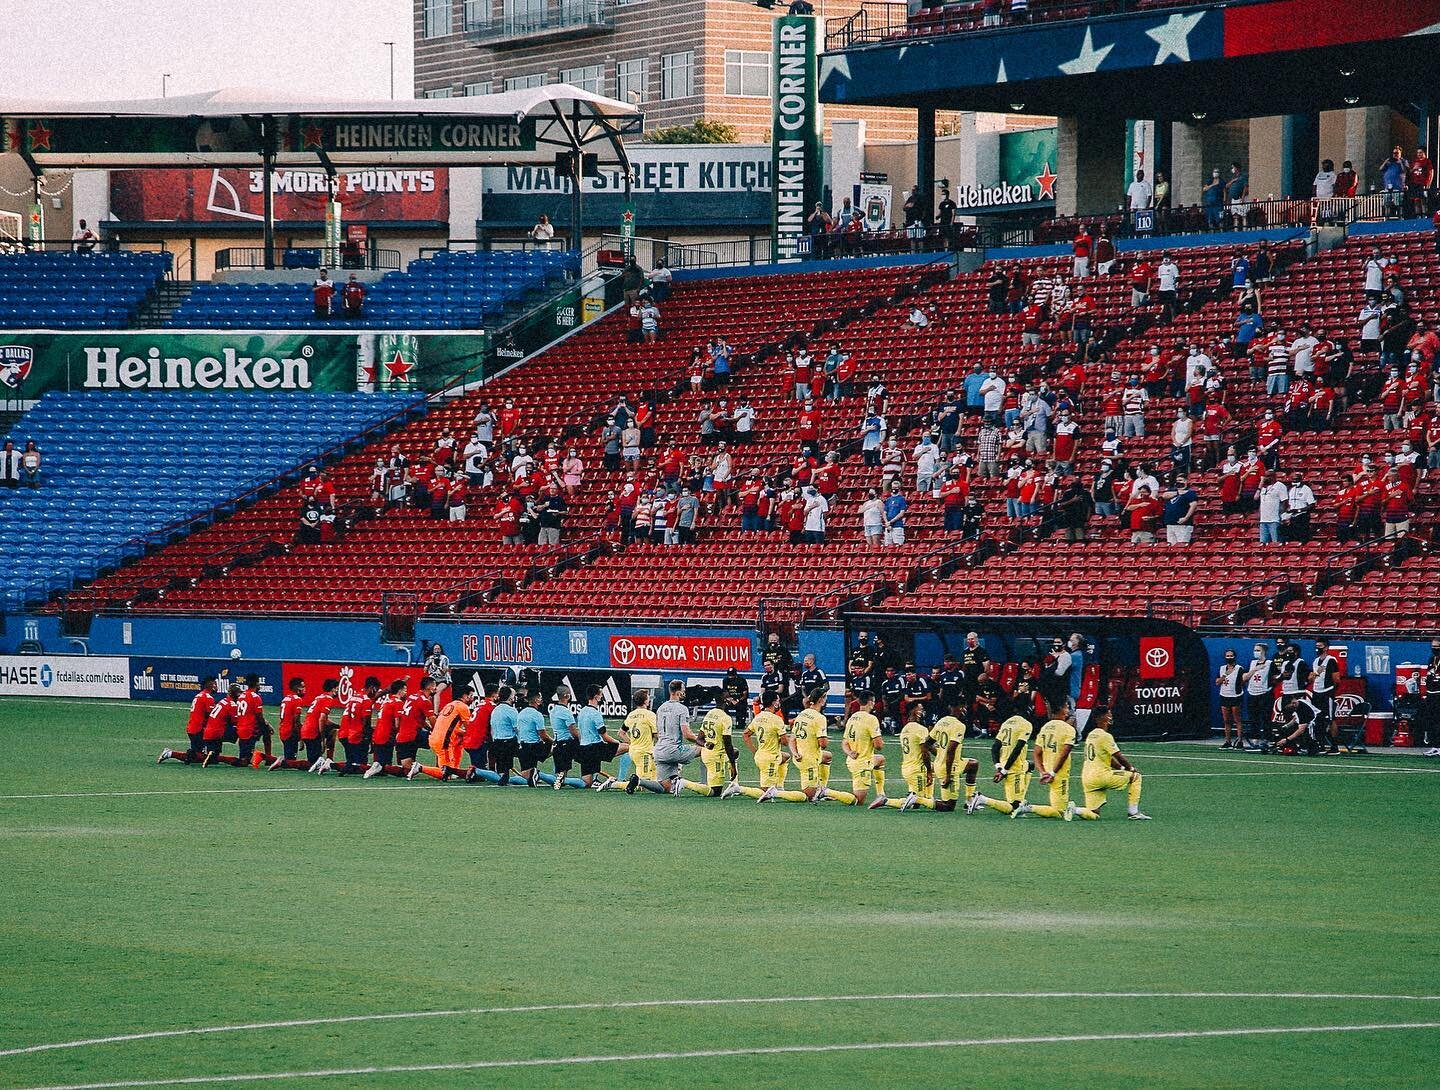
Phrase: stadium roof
[{"left": 0, "top": 85, "right": 643, "bottom": 168}]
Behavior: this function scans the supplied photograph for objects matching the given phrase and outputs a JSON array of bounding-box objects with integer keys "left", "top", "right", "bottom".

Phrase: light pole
[
  {"left": 383, "top": 42, "right": 395, "bottom": 100},
  {"left": 162, "top": 73, "right": 171, "bottom": 98}
]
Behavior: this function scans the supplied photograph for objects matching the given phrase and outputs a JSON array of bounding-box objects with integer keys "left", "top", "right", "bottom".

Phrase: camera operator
[{"left": 1272, "top": 691, "right": 1324, "bottom": 755}]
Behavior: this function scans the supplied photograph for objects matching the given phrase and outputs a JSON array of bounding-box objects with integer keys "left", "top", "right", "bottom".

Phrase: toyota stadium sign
[{"left": 609, "top": 635, "right": 753, "bottom": 671}]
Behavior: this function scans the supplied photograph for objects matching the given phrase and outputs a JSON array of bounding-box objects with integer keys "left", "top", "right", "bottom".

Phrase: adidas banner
[{"left": 451, "top": 666, "right": 631, "bottom": 718}]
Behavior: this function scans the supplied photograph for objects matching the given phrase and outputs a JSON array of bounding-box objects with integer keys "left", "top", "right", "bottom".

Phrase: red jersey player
[
  {"left": 235, "top": 674, "right": 272, "bottom": 768},
  {"left": 301, "top": 678, "right": 341, "bottom": 771},
  {"left": 157, "top": 676, "right": 219, "bottom": 765},
  {"left": 391, "top": 677, "right": 438, "bottom": 775},
  {"left": 317, "top": 676, "right": 380, "bottom": 776},
  {"left": 268, "top": 678, "right": 310, "bottom": 770},
  {"left": 199, "top": 684, "right": 242, "bottom": 767},
  {"left": 362, "top": 678, "right": 409, "bottom": 778}
]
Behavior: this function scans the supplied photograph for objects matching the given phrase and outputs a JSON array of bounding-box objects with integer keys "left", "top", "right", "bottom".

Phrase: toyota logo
[
  {"left": 613, "top": 638, "right": 637, "bottom": 666},
  {"left": 1144, "top": 646, "right": 1171, "bottom": 671}
]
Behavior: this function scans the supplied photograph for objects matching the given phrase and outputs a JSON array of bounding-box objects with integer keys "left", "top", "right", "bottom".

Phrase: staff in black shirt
[
  {"left": 720, "top": 667, "right": 750, "bottom": 730},
  {"left": 878, "top": 666, "right": 905, "bottom": 734}
]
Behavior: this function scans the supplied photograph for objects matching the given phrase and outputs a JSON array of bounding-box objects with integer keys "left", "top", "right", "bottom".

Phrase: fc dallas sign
[{"left": 609, "top": 635, "right": 752, "bottom": 671}]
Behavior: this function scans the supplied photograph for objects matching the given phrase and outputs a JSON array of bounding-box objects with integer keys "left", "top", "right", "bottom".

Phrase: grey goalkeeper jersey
[{"left": 655, "top": 699, "right": 691, "bottom": 755}]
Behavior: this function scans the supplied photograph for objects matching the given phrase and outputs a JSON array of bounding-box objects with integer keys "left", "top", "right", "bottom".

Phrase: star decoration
[
  {"left": 621, "top": 210, "right": 634, "bottom": 224},
  {"left": 27, "top": 121, "right": 53, "bottom": 151},
  {"left": 5, "top": 123, "right": 21, "bottom": 153},
  {"left": 1058, "top": 28, "right": 1113, "bottom": 76},
  {"left": 1146, "top": 11, "right": 1204, "bottom": 64},
  {"left": 818, "top": 53, "right": 851, "bottom": 91},
  {"left": 1034, "top": 163, "right": 1058, "bottom": 201},
  {"left": 361, "top": 364, "right": 378, "bottom": 384},
  {"left": 301, "top": 123, "right": 325, "bottom": 150},
  {"left": 384, "top": 352, "right": 413, "bottom": 380}
]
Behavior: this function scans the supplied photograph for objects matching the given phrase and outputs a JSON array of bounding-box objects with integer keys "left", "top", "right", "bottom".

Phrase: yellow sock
[
  {"left": 1128, "top": 772, "right": 1143, "bottom": 808},
  {"left": 1075, "top": 806, "right": 1099, "bottom": 820},
  {"left": 1030, "top": 805, "right": 1063, "bottom": 819},
  {"left": 682, "top": 779, "right": 712, "bottom": 796},
  {"left": 827, "top": 789, "right": 858, "bottom": 805},
  {"left": 773, "top": 789, "right": 809, "bottom": 803},
  {"left": 883, "top": 796, "right": 906, "bottom": 809},
  {"left": 982, "top": 796, "right": 1014, "bottom": 814},
  {"left": 735, "top": 785, "right": 765, "bottom": 799},
  {"left": 964, "top": 782, "right": 976, "bottom": 799},
  {"left": 874, "top": 768, "right": 886, "bottom": 795},
  {"left": 820, "top": 762, "right": 831, "bottom": 786},
  {"left": 915, "top": 795, "right": 935, "bottom": 810}
]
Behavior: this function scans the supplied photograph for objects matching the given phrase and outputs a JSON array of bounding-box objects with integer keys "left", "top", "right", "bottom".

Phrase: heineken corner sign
[{"left": 771, "top": 14, "right": 822, "bottom": 263}]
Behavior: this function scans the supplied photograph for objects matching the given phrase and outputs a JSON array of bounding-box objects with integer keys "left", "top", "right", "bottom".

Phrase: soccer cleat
[
  {"left": 307, "top": 755, "right": 325, "bottom": 773},
  {"left": 670, "top": 777, "right": 685, "bottom": 797},
  {"left": 1010, "top": 800, "right": 1031, "bottom": 819},
  {"left": 867, "top": 793, "right": 889, "bottom": 810},
  {"left": 1128, "top": 811, "right": 1153, "bottom": 821},
  {"left": 809, "top": 788, "right": 826, "bottom": 804},
  {"left": 964, "top": 793, "right": 984, "bottom": 814},
  {"left": 899, "top": 792, "right": 918, "bottom": 812},
  {"left": 363, "top": 761, "right": 384, "bottom": 780},
  {"left": 625, "top": 773, "right": 640, "bottom": 795},
  {"left": 156, "top": 748, "right": 172, "bottom": 764},
  {"left": 758, "top": 785, "right": 778, "bottom": 803},
  {"left": 405, "top": 762, "right": 423, "bottom": 782},
  {"left": 553, "top": 773, "right": 564, "bottom": 790},
  {"left": 200, "top": 749, "right": 214, "bottom": 768},
  {"left": 268, "top": 755, "right": 285, "bottom": 771},
  {"left": 315, "top": 757, "right": 332, "bottom": 776},
  {"left": 1218, "top": 740, "right": 1232, "bottom": 750},
  {"left": 594, "top": 775, "right": 615, "bottom": 792},
  {"left": 720, "top": 779, "right": 742, "bottom": 800},
  {"left": 1064, "top": 801, "right": 1076, "bottom": 822}
]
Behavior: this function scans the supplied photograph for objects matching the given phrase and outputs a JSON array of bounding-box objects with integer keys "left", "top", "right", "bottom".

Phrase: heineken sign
[
  {"left": 84, "top": 343, "right": 326, "bottom": 390},
  {"left": 952, "top": 181, "right": 1041, "bottom": 209},
  {"left": 293, "top": 118, "right": 536, "bottom": 154},
  {"left": 771, "top": 15, "right": 823, "bottom": 263}
]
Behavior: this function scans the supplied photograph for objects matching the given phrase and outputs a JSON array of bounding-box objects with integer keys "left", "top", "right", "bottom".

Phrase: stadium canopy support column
[
  {"left": 1057, "top": 112, "right": 1126, "bottom": 217},
  {"left": 261, "top": 143, "right": 276, "bottom": 271},
  {"left": 1170, "top": 121, "right": 1205, "bottom": 206},
  {"left": 916, "top": 105, "right": 936, "bottom": 223}
]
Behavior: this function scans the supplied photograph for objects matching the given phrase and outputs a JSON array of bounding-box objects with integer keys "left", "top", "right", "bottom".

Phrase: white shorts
[{"left": 884, "top": 526, "right": 906, "bottom": 545}]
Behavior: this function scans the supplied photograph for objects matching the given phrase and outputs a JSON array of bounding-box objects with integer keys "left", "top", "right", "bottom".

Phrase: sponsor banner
[
  {"left": 1138, "top": 636, "right": 1176, "bottom": 679},
  {"left": 291, "top": 117, "right": 536, "bottom": 155},
  {"left": 358, "top": 332, "right": 490, "bottom": 393},
  {"left": 128, "top": 656, "right": 282, "bottom": 703},
  {"left": 110, "top": 168, "right": 449, "bottom": 225},
  {"left": 483, "top": 145, "right": 773, "bottom": 196},
  {"left": 0, "top": 333, "right": 358, "bottom": 398},
  {"left": 1124, "top": 677, "right": 1188, "bottom": 728},
  {"left": 858, "top": 183, "right": 891, "bottom": 230},
  {"left": 0, "top": 654, "right": 130, "bottom": 699},
  {"left": 609, "top": 635, "right": 753, "bottom": 671},
  {"left": 771, "top": 14, "right": 823, "bottom": 262},
  {"left": 282, "top": 661, "right": 429, "bottom": 703},
  {"left": 453, "top": 666, "right": 633, "bottom": 718}
]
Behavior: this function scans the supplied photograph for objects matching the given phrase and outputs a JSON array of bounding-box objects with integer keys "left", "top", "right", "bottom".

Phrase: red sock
[
  {"left": 214, "top": 755, "right": 243, "bottom": 766},
  {"left": 383, "top": 765, "right": 407, "bottom": 777},
  {"left": 420, "top": 765, "right": 444, "bottom": 780},
  {"left": 277, "top": 759, "right": 310, "bottom": 770}
]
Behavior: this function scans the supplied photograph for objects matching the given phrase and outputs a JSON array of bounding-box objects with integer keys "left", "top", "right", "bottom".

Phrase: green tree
[{"left": 643, "top": 118, "right": 741, "bottom": 145}]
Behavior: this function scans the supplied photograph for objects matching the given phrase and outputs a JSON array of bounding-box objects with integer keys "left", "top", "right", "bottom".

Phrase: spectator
[
  {"left": 1072, "top": 226, "right": 1092, "bottom": 278},
  {"left": 806, "top": 202, "right": 833, "bottom": 256},
  {"left": 1363, "top": 247, "right": 1393, "bottom": 301},
  {"left": 1055, "top": 477, "right": 1093, "bottom": 543},
  {"left": 72, "top": 219, "right": 98, "bottom": 254},
  {"left": 312, "top": 268, "right": 336, "bottom": 317},
  {"left": 986, "top": 266, "right": 1009, "bottom": 313},
  {"left": 937, "top": 187, "right": 957, "bottom": 248},
  {"left": 1121, "top": 378, "right": 1147, "bottom": 438},
  {"left": 1129, "top": 255, "right": 1154, "bottom": 307},
  {"left": 621, "top": 420, "right": 641, "bottom": 465},
  {"left": 1225, "top": 161, "right": 1249, "bottom": 227},
  {"left": 902, "top": 185, "right": 924, "bottom": 227},
  {"left": 1382, "top": 471, "right": 1412, "bottom": 537},
  {"left": 559, "top": 448, "right": 584, "bottom": 498},
  {"left": 675, "top": 486, "right": 700, "bottom": 544},
  {"left": 1094, "top": 230, "right": 1116, "bottom": 275},
  {"left": 1285, "top": 473, "right": 1316, "bottom": 541},
  {"left": 1154, "top": 252, "right": 1180, "bottom": 319},
  {"left": 1123, "top": 484, "right": 1162, "bottom": 544},
  {"left": 639, "top": 299, "right": 661, "bottom": 343},
  {"left": 19, "top": 440, "right": 40, "bottom": 488},
  {"left": 601, "top": 416, "right": 622, "bottom": 471},
  {"left": 882, "top": 482, "right": 908, "bottom": 545},
  {"left": 1126, "top": 169, "right": 1152, "bottom": 213},
  {"left": 1153, "top": 170, "right": 1171, "bottom": 220},
  {"left": 447, "top": 474, "right": 468, "bottom": 522},
  {"left": 1257, "top": 474, "right": 1287, "bottom": 543},
  {"left": 976, "top": 419, "right": 1001, "bottom": 479},
  {"left": 979, "top": 369, "right": 1006, "bottom": 425},
  {"left": 342, "top": 274, "right": 365, "bottom": 319},
  {"left": 1170, "top": 408, "right": 1193, "bottom": 472},
  {"left": 912, "top": 432, "right": 941, "bottom": 494},
  {"left": 1202, "top": 168, "right": 1224, "bottom": 229},
  {"left": 802, "top": 485, "right": 829, "bottom": 543},
  {"left": 529, "top": 213, "right": 555, "bottom": 245},
  {"left": 621, "top": 258, "right": 645, "bottom": 305},
  {"left": 0, "top": 440, "right": 18, "bottom": 487},
  {"left": 1379, "top": 145, "right": 1408, "bottom": 217},
  {"left": 1162, "top": 475, "right": 1198, "bottom": 545},
  {"left": 1313, "top": 158, "right": 1337, "bottom": 198},
  {"left": 648, "top": 259, "right": 672, "bottom": 302}
]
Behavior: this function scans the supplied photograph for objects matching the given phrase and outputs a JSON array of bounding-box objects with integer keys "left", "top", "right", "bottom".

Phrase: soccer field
[{"left": 2, "top": 698, "right": 1438, "bottom": 1090}]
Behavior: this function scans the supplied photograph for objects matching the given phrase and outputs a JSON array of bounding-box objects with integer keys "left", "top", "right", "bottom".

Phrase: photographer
[{"left": 1272, "top": 692, "right": 1323, "bottom": 755}]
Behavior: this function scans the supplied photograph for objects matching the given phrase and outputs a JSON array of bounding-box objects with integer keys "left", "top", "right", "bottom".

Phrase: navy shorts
[
  {"left": 552, "top": 739, "right": 577, "bottom": 774},
  {"left": 371, "top": 742, "right": 395, "bottom": 766},
  {"left": 396, "top": 740, "right": 419, "bottom": 762},
  {"left": 579, "top": 740, "right": 619, "bottom": 776},
  {"left": 519, "top": 741, "right": 550, "bottom": 770}
]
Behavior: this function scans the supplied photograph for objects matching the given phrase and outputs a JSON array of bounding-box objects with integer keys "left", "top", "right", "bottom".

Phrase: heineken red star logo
[
  {"left": 1034, "top": 163, "right": 1058, "bottom": 201},
  {"left": 5, "top": 123, "right": 21, "bottom": 153},
  {"left": 621, "top": 210, "right": 634, "bottom": 224},
  {"left": 384, "top": 352, "right": 413, "bottom": 380},
  {"left": 301, "top": 124, "right": 325, "bottom": 150},
  {"left": 27, "top": 121, "right": 53, "bottom": 151},
  {"left": 361, "top": 364, "right": 378, "bottom": 384}
]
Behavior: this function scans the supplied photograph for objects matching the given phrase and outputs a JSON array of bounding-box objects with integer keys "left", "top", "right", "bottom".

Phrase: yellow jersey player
[
  {"left": 725, "top": 693, "right": 790, "bottom": 800},
  {"left": 969, "top": 711, "right": 1033, "bottom": 815},
  {"left": 676, "top": 705, "right": 737, "bottom": 796},
  {"left": 818, "top": 693, "right": 885, "bottom": 806},
  {"left": 608, "top": 689, "right": 667, "bottom": 795},
  {"left": 927, "top": 711, "right": 978, "bottom": 812},
  {"left": 1076, "top": 706, "right": 1151, "bottom": 820},
  {"left": 766, "top": 690, "right": 831, "bottom": 802},
  {"left": 1019, "top": 709, "right": 1078, "bottom": 820},
  {"left": 876, "top": 705, "right": 934, "bottom": 811}
]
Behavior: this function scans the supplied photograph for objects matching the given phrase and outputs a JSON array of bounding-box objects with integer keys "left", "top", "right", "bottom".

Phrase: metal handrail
[{"left": 215, "top": 246, "right": 402, "bottom": 272}]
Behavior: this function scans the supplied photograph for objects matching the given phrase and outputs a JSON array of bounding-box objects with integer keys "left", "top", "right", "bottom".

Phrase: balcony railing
[{"left": 465, "top": 0, "right": 614, "bottom": 46}]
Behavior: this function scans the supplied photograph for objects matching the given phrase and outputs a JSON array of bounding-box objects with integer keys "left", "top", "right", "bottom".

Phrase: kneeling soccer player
[
  {"left": 320, "top": 676, "right": 380, "bottom": 775},
  {"left": 725, "top": 693, "right": 790, "bottom": 800},
  {"left": 200, "top": 683, "right": 242, "bottom": 767},
  {"left": 267, "top": 677, "right": 309, "bottom": 770},
  {"left": 408, "top": 689, "right": 477, "bottom": 781},
  {"left": 818, "top": 692, "right": 885, "bottom": 806},
  {"left": 537, "top": 685, "right": 586, "bottom": 789},
  {"left": 926, "top": 708, "right": 977, "bottom": 812},
  {"left": 1019, "top": 708, "right": 1078, "bottom": 820},
  {"left": 512, "top": 689, "right": 552, "bottom": 787},
  {"left": 363, "top": 678, "right": 408, "bottom": 778},
  {"left": 654, "top": 681, "right": 703, "bottom": 795},
  {"left": 968, "top": 710, "right": 1033, "bottom": 815},
  {"left": 301, "top": 679, "right": 342, "bottom": 771},
  {"left": 602, "top": 688, "right": 666, "bottom": 794},
  {"left": 235, "top": 674, "right": 272, "bottom": 768},
  {"left": 874, "top": 705, "right": 934, "bottom": 810},
  {"left": 764, "top": 689, "right": 831, "bottom": 803},
  {"left": 1074, "top": 706, "right": 1150, "bottom": 820},
  {"left": 676, "top": 702, "right": 736, "bottom": 796},
  {"left": 157, "top": 676, "right": 219, "bottom": 765},
  {"left": 576, "top": 683, "right": 630, "bottom": 788}
]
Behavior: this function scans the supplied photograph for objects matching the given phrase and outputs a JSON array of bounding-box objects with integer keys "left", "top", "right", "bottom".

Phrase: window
[
  {"left": 424, "top": 0, "right": 453, "bottom": 37},
  {"left": 661, "top": 50, "right": 694, "bottom": 100},
  {"left": 616, "top": 58, "right": 648, "bottom": 103},
  {"left": 423, "top": 87, "right": 455, "bottom": 99},
  {"left": 464, "top": 81, "right": 493, "bottom": 96},
  {"left": 503, "top": 0, "right": 545, "bottom": 31},
  {"left": 462, "top": 0, "right": 492, "bottom": 29},
  {"left": 560, "top": 65, "right": 604, "bottom": 94},
  {"left": 504, "top": 72, "right": 548, "bottom": 91},
  {"left": 724, "top": 50, "right": 770, "bottom": 98}
]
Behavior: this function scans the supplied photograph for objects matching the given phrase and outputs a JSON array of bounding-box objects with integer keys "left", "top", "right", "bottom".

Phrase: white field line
[{"left": 14, "top": 1021, "right": 1440, "bottom": 1090}]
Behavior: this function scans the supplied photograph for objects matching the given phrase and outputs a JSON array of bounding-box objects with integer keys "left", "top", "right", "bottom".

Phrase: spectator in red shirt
[
  {"left": 312, "top": 269, "right": 336, "bottom": 317},
  {"left": 1407, "top": 146, "right": 1434, "bottom": 217},
  {"left": 342, "top": 274, "right": 365, "bottom": 319},
  {"left": 1072, "top": 228, "right": 1093, "bottom": 278},
  {"left": 940, "top": 469, "right": 968, "bottom": 530},
  {"left": 498, "top": 399, "right": 520, "bottom": 438},
  {"left": 1124, "top": 484, "right": 1163, "bottom": 544},
  {"left": 1129, "top": 258, "right": 1154, "bottom": 307}
]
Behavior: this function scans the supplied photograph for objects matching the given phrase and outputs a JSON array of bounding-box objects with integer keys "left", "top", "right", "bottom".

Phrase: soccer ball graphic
[{"left": 230, "top": 648, "right": 243, "bottom": 660}]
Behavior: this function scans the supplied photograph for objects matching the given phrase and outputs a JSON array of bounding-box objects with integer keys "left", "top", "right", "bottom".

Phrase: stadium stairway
[
  {"left": 66, "top": 261, "right": 939, "bottom": 615},
  {"left": 6, "top": 391, "right": 421, "bottom": 612},
  {"left": 0, "top": 250, "right": 172, "bottom": 329}
]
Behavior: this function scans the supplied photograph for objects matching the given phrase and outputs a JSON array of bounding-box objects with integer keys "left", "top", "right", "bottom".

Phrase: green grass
[{"left": 2, "top": 697, "right": 1438, "bottom": 1089}]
